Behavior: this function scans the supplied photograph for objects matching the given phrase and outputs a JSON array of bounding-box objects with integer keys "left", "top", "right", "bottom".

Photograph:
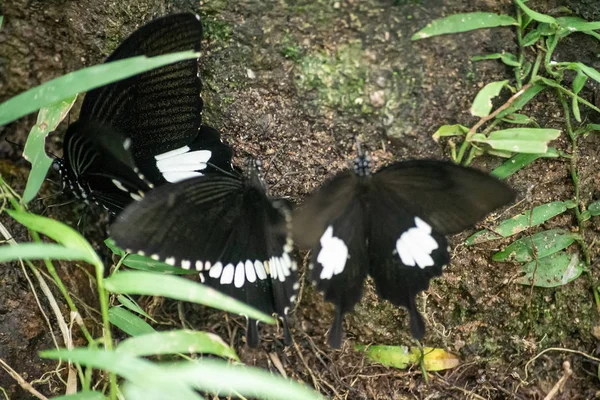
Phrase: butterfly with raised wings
[
  {"left": 292, "top": 147, "right": 515, "bottom": 347},
  {"left": 53, "top": 13, "right": 232, "bottom": 214},
  {"left": 109, "top": 155, "right": 299, "bottom": 347}
]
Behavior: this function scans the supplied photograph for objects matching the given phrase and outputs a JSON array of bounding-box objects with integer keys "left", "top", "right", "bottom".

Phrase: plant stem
[
  {"left": 529, "top": 51, "right": 543, "bottom": 82},
  {"left": 515, "top": 7, "right": 524, "bottom": 90},
  {"left": 456, "top": 83, "right": 533, "bottom": 164}
]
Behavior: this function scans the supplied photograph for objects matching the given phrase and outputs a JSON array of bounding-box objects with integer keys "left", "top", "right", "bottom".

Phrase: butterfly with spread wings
[
  {"left": 109, "top": 156, "right": 299, "bottom": 347},
  {"left": 53, "top": 13, "right": 232, "bottom": 214},
  {"left": 292, "top": 147, "right": 515, "bottom": 347}
]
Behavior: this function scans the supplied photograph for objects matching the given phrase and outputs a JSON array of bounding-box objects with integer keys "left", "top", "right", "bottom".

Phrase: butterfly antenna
[
  {"left": 4, "top": 137, "right": 26, "bottom": 152},
  {"left": 206, "top": 161, "right": 239, "bottom": 178}
]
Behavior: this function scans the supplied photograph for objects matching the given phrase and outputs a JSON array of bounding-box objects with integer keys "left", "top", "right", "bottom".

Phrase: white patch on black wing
[
  {"left": 317, "top": 226, "right": 349, "bottom": 280},
  {"left": 154, "top": 145, "right": 212, "bottom": 183},
  {"left": 395, "top": 217, "right": 439, "bottom": 269}
]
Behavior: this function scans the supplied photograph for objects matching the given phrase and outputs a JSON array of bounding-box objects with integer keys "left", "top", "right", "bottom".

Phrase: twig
[
  {"left": 524, "top": 347, "right": 600, "bottom": 382},
  {"left": 0, "top": 358, "right": 48, "bottom": 400},
  {"left": 543, "top": 361, "right": 572, "bottom": 400}
]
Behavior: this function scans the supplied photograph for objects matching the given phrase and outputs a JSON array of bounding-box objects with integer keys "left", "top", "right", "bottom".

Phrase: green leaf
[
  {"left": 0, "top": 243, "right": 90, "bottom": 263},
  {"left": 490, "top": 147, "right": 559, "bottom": 179},
  {"left": 122, "top": 384, "right": 205, "bottom": 400},
  {"left": 472, "top": 53, "right": 503, "bottom": 62},
  {"left": 500, "top": 53, "right": 521, "bottom": 67},
  {"left": 486, "top": 149, "right": 514, "bottom": 158},
  {"left": 0, "top": 51, "right": 200, "bottom": 126},
  {"left": 492, "top": 229, "right": 578, "bottom": 262},
  {"left": 104, "top": 271, "right": 276, "bottom": 324},
  {"left": 556, "top": 16, "right": 600, "bottom": 36},
  {"left": 6, "top": 210, "right": 101, "bottom": 266},
  {"left": 516, "top": 252, "right": 584, "bottom": 287},
  {"left": 588, "top": 201, "right": 600, "bottom": 216},
  {"left": 573, "top": 70, "right": 588, "bottom": 94},
  {"left": 572, "top": 96, "right": 581, "bottom": 122},
  {"left": 500, "top": 113, "right": 534, "bottom": 125},
  {"left": 121, "top": 254, "right": 198, "bottom": 275},
  {"left": 40, "top": 349, "right": 202, "bottom": 400},
  {"left": 109, "top": 307, "right": 156, "bottom": 337},
  {"left": 356, "top": 345, "right": 459, "bottom": 371},
  {"left": 0, "top": 16, "right": 3, "bottom": 30},
  {"left": 105, "top": 238, "right": 125, "bottom": 257},
  {"left": 514, "top": 0, "right": 557, "bottom": 24},
  {"left": 51, "top": 392, "right": 107, "bottom": 400},
  {"left": 117, "top": 295, "right": 155, "bottom": 321},
  {"left": 155, "top": 359, "right": 324, "bottom": 400},
  {"left": 496, "top": 83, "right": 546, "bottom": 119},
  {"left": 522, "top": 29, "right": 542, "bottom": 46},
  {"left": 412, "top": 13, "right": 517, "bottom": 40},
  {"left": 117, "top": 330, "right": 239, "bottom": 361},
  {"left": 432, "top": 124, "right": 468, "bottom": 142},
  {"left": 466, "top": 200, "right": 574, "bottom": 245},
  {"left": 470, "top": 80, "right": 509, "bottom": 117},
  {"left": 470, "top": 128, "right": 561, "bottom": 153},
  {"left": 567, "top": 63, "right": 600, "bottom": 84},
  {"left": 22, "top": 96, "right": 77, "bottom": 203}
]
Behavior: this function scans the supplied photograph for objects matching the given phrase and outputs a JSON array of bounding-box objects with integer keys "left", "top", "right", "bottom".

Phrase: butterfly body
[{"left": 293, "top": 154, "right": 515, "bottom": 347}]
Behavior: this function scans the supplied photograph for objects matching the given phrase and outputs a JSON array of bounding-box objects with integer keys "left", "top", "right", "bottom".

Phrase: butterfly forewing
[
  {"left": 80, "top": 13, "right": 205, "bottom": 159},
  {"left": 372, "top": 160, "right": 516, "bottom": 234}
]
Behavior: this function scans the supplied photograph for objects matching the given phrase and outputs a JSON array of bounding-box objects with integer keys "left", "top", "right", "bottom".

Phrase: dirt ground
[{"left": 1, "top": 0, "right": 600, "bottom": 398}]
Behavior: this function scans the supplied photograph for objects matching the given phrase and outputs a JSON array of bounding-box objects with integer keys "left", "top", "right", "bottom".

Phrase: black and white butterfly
[
  {"left": 53, "top": 13, "right": 233, "bottom": 214},
  {"left": 292, "top": 149, "right": 515, "bottom": 347},
  {"left": 109, "top": 156, "right": 299, "bottom": 347}
]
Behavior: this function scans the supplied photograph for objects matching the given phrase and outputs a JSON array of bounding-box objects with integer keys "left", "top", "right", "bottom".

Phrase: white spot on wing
[
  {"left": 209, "top": 262, "right": 223, "bottom": 278},
  {"left": 181, "top": 260, "right": 191, "bottom": 270},
  {"left": 317, "top": 226, "right": 348, "bottom": 280},
  {"left": 130, "top": 193, "right": 143, "bottom": 201},
  {"left": 111, "top": 179, "right": 128, "bottom": 192},
  {"left": 165, "top": 257, "right": 175, "bottom": 266},
  {"left": 395, "top": 217, "right": 438, "bottom": 269},
  {"left": 220, "top": 263, "right": 235, "bottom": 284},
  {"left": 254, "top": 260, "right": 267, "bottom": 280},
  {"left": 245, "top": 260, "right": 256, "bottom": 283},
  {"left": 234, "top": 262, "right": 245, "bottom": 288},
  {"left": 154, "top": 146, "right": 212, "bottom": 183},
  {"left": 195, "top": 261, "right": 203, "bottom": 271}
]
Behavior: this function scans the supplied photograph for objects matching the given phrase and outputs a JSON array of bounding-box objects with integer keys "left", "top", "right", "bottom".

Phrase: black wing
[
  {"left": 372, "top": 160, "right": 516, "bottom": 234},
  {"left": 366, "top": 160, "right": 514, "bottom": 339},
  {"left": 366, "top": 187, "right": 448, "bottom": 340},
  {"left": 79, "top": 13, "right": 205, "bottom": 160},
  {"left": 293, "top": 172, "right": 370, "bottom": 347},
  {"left": 109, "top": 174, "right": 298, "bottom": 346},
  {"left": 58, "top": 120, "right": 152, "bottom": 214}
]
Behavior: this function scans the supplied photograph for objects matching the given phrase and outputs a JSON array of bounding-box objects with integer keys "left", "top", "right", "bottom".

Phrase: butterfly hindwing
[
  {"left": 366, "top": 186, "right": 448, "bottom": 339},
  {"left": 58, "top": 120, "right": 152, "bottom": 213},
  {"left": 109, "top": 170, "right": 298, "bottom": 346}
]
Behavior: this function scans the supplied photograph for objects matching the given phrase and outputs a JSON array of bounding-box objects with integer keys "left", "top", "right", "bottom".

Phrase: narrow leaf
[
  {"left": 52, "top": 392, "right": 107, "bottom": 400},
  {"left": 6, "top": 210, "right": 101, "bottom": 265},
  {"left": 472, "top": 53, "right": 502, "bottom": 62},
  {"left": 121, "top": 254, "right": 198, "bottom": 275},
  {"left": 104, "top": 271, "right": 276, "bottom": 324},
  {"left": 516, "top": 252, "right": 584, "bottom": 287},
  {"left": 556, "top": 16, "right": 600, "bottom": 36},
  {"left": 432, "top": 124, "right": 468, "bottom": 142},
  {"left": 158, "top": 359, "right": 325, "bottom": 400},
  {"left": 356, "top": 345, "right": 459, "bottom": 371},
  {"left": 466, "top": 200, "right": 574, "bottom": 245},
  {"left": 122, "top": 384, "right": 204, "bottom": 400},
  {"left": 22, "top": 95, "right": 77, "bottom": 203},
  {"left": 490, "top": 147, "right": 559, "bottom": 179},
  {"left": 471, "top": 128, "right": 560, "bottom": 154},
  {"left": 109, "top": 307, "right": 155, "bottom": 337},
  {"left": 0, "top": 16, "right": 3, "bottom": 30},
  {"left": 117, "top": 330, "right": 239, "bottom": 361},
  {"left": 117, "top": 295, "right": 155, "bottom": 321},
  {"left": 573, "top": 70, "right": 588, "bottom": 94},
  {"left": 522, "top": 29, "right": 542, "bottom": 46},
  {"left": 0, "top": 243, "right": 90, "bottom": 263},
  {"left": 470, "top": 80, "right": 508, "bottom": 117},
  {"left": 492, "top": 229, "right": 577, "bottom": 262},
  {"left": 0, "top": 51, "right": 200, "bottom": 126},
  {"left": 501, "top": 113, "right": 535, "bottom": 125},
  {"left": 412, "top": 13, "right": 517, "bottom": 40},
  {"left": 40, "top": 349, "right": 200, "bottom": 400},
  {"left": 500, "top": 53, "right": 520, "bottom": 67},
  {"left": 514, "top": 0, "right": 557, "bottom": 24}
]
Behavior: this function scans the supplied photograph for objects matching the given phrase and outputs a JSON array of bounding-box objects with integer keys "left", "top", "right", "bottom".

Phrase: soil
[{"left": 1, "top": 0, "right": 600, "bottom": 399}]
